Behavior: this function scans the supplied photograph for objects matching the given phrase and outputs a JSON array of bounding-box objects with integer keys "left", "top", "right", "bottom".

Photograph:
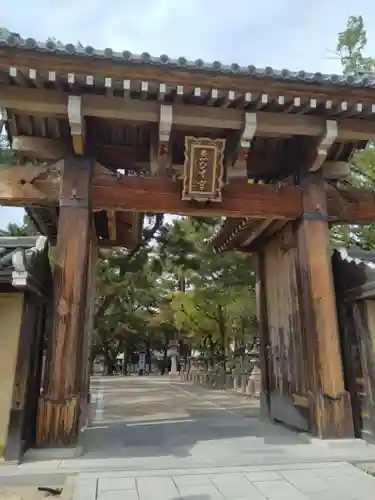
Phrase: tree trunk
[
  {"left": 218, "top": 305, "right": 227, "bottom": 372},
  {"left": 207, "top": 334, "right": 215, "bottom": 369}
]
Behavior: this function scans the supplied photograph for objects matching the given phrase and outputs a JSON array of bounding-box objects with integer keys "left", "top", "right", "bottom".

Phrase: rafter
[{"left": 3, "top": 86, "right": 375, "bottom": 142}]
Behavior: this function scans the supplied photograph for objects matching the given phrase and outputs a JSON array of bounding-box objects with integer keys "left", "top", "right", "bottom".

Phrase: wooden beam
[
  {"left": 3, "top": 86, "right": 375, "bottom": 141},
  {"left": 1, "top": 161, "right": 375, "bottom": 224},
  {"left": 327, "top": 186, "right": 375, "bottom": 223},
  {"left": 322, "top": 161, "right": 350, "bottom": 180},
  {"left": 241, "top": 219, "right": 275, "bottom": 248},
  {"left": 10, "top": 136, "right": 353, "bottom": 185},
  {"left": 0, "top": 163, "right": 60, "bottom": 204},
  {"left": 214, "top": 218, "right": 273, "bottom": 252},
  {"left": 12, "top": 136, "right": 70, "bottom": 159},
  {"left": 90, "top": 176, "right": 302, "bottom": 218},
  {"left": 296, "top": 175, "right": 354, "bottom": 438},
  {"left": 67, "top": 95, "right": 85, "bottom": 155},
  {"left": 11, "top": 136, "right": 147, "bottom": 168}
]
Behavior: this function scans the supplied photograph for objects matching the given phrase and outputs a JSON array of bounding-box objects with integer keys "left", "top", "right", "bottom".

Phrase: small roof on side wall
[
  {"left": 0, "top": 235, "right": 52, "bottom": 295},
  {"left": 332, "top": 247, "right": 375, "bottom": 301}
]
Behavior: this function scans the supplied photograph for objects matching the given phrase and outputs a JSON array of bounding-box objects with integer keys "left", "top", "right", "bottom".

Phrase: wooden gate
[
  {"left": 263, "top": 225, "right": 309, "bottom": 431},
  {"left": 333, "top": 249, "right": 375, "bottom": 442}
]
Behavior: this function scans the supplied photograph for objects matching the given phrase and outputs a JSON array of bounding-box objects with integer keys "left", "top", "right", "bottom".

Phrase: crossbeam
[
  {"left": 2, "top": 86, "right": 375, "bottom": 141},
  {"left": 2, "top": 163, "right": 375, "bottom": 223},
  {"left": 90, "top": 176, "right": 302, "bottom": 218}
]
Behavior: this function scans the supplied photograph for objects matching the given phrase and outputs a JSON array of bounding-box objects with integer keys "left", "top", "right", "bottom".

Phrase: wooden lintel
[
  {"left": 2, "top": 162, "right": 375, "bottom": 223},
  {"left": 106, "top": 210, "right": 117, "bottom": 241},
  {"left": 3, "top": 86, "right": 375, "bottom": 141},
  {"left": 91, "top": 176, "right": 302, "bottom": 218},
  {"left": 67, "top": 95, "right": 85, "bottom": 155}
]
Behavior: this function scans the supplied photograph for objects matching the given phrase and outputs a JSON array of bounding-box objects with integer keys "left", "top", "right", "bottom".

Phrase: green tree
[
  {"left": 336, "top": 16, "right": 375, "bottom": 75},
  {"left": 93, "top": 214, "right": 166, "bottom": 373},
  {"left": 0, "top": 214, "right": 39, "bottom": 236},
  {"left": 157, "top": 217, "right": 258, "bottom": 371},
  {"left": 332, "top": 16, "right": 375, "bottom": 250}
]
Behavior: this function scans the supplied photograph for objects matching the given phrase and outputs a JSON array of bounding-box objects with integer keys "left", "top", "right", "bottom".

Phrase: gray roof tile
[
  {"left": 1, "top": 28, "right": 375, "bottom": 88},
  {"left": 0, "top": 236, "right": 47, "bottom": 272}
]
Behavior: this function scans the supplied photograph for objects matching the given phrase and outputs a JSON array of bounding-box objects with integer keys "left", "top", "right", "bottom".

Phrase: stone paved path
[
  {"left": 74, "top": 462, "right": 375, "bottom": 499},
  {"left": 82, "top": 376, "right": 375, "bottom": 469},
  {"left": 2, "top": 376, "right": 375, "bottom": 499}
]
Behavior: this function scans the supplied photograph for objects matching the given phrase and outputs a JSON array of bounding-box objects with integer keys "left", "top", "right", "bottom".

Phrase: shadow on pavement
[{"left": 82, "top": 376, "right": 309, "bottom": 460}]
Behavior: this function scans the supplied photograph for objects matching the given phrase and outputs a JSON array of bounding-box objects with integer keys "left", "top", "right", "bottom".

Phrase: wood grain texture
[
  {"left": 91, "top": 176, "right": 302, "bottom": 218},
  {"left": 296, "top": 176, "right": 354, "bottom": 438},
  {"left": 255, "top": 253, "right": 271, "bottom": 418},
  {"left": 36, "top": 157, "right": 92, "bottom": 447},
  {"left": 263, "top": 224, "right": 309, "bottom": 432}
]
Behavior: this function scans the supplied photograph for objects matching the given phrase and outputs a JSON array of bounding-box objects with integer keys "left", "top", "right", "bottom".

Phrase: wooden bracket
[
  {"left": 67, "top": 95, "right": 85, "bottom": 155},
  {"left": 150, "top": 104, "right": 173, "bottom": 176},
  {"left": 229, "top": 112, "right": 257, "bottom": 179},
  {"left": 309, "top": 120, "right": 337, "bottom": 172}
]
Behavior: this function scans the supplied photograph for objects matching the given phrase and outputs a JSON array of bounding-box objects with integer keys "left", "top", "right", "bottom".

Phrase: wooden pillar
[
  {"left": 79, "top": 233, "right": 98, "bottom": 430},
  {"left": 296, "top": 175, "right": 354, "bottom": 438},
  {"left": 255, "top": 253, "right": 271, "bottom": 419},
  {"left": 4, "top": 293, "right": 38, "bottom": 461},
  {"left": 36, "top": 157, "right": 92, "bottom": 447}
]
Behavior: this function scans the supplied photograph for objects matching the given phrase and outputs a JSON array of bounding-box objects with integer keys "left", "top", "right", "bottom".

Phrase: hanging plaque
[{"left": 182, "top": 136, "right": 226, "bottom": 202}]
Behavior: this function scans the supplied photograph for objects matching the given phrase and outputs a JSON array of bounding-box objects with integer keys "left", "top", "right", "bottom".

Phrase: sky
[{"left": 1, "top": 0, "right": 374, "bottom": 229}]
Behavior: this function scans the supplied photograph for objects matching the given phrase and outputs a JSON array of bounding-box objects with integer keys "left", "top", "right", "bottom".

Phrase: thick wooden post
[
  {"left": 255, "top": 253, "right": 271, "bottom": 418},
  {"left": 36, "top": 157, "right": 92, "bottom": 447},
  {"left": 296, "top": 175, "right": 354, "bottom": 438}
]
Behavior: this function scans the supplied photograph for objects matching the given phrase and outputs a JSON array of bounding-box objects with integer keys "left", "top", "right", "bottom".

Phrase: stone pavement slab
[{"left": 72, "top": 462, "right": 375, "bottom": 499}]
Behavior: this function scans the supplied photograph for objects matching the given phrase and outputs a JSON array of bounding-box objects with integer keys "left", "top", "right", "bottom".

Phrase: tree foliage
[{"left": 332, "top": 16, "right": 375, "bottom": 250}]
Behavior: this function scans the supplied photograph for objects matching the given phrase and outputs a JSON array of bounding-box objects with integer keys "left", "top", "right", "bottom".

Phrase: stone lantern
[
  {"left": 246, "top": 343, "right": 261, "bottom": 399},
  {"left": 167, "top": 340, "right": 179, "bottom": 377}
]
